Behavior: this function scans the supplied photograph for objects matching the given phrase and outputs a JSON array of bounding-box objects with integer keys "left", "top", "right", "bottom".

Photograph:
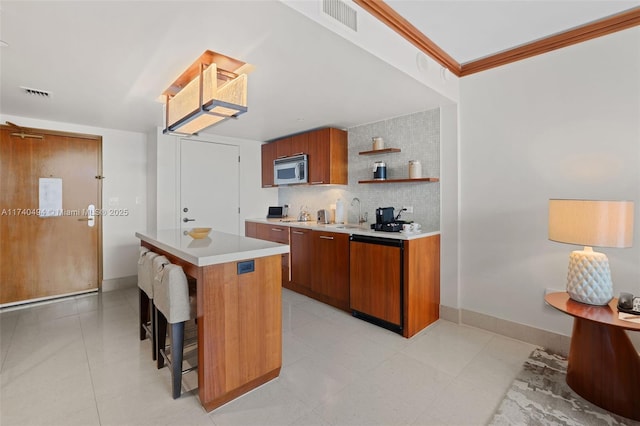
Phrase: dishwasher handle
[{"left": 350, "top": 234, "right": 403, "bottom": 248}]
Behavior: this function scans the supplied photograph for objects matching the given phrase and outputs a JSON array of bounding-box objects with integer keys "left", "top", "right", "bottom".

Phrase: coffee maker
[{"left": 371, "top": 207, "right": 402, "bottom": 232}]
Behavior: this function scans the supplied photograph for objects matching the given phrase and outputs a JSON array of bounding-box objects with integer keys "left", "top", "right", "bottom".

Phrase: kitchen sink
[{"left": 331, "top": 224, "right": 367, "bottom": 230}]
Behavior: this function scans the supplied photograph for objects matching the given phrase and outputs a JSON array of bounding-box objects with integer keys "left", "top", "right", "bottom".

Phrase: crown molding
[{"left": 353, "top": 0, "right": 640, "bottom": 78}]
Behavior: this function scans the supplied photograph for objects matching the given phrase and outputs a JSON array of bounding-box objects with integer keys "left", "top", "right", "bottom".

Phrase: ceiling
[
  {"left": 1, "top": 1, "right": 638, "bottom": 141},
  {"left": 385, "top": 0, "right": 639, "bottom": 65}
]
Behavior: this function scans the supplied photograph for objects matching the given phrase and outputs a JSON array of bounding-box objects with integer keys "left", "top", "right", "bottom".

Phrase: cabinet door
[
  {"left": 308, "top": 129, "right": 330, "bottom": 185},
  {"left": 312, "top": 231, "right": 350, "bottom": 311},
  {"left": 253, "top": 222, "right": 289, "bottom": 284},
  {"left": 350, "top": 241, "right": 402, "bottom": 326},
  {"left": 261, "top": 143, "right": 277, "bottom": 188},
  {"left": 245, "top": 221, "right": 257, "bottom": 238},
  {"left": 290, "top": 133, "right": 309, "bottom": 156},
  {"left": 290, "top": 227, "right": 312, "bottom": 289},
  {"left": 276, "top": 137, "right": 293, "bottom": 159},
  {"left": 308, "top": 128, "right": 347, "bottom": 185}
]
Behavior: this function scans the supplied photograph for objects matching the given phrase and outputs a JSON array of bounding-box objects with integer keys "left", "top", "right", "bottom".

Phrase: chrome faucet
[{"left": 351, "top": 197, "right": 367, "bottom": 224}]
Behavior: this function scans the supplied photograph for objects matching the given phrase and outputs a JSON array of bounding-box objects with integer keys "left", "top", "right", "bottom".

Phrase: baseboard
[
  {"left": 101, "top": 275, "right": 137, "bottom": 292},
  {"left": 440, "top": 304, "right": 571, "bottom": 356}
]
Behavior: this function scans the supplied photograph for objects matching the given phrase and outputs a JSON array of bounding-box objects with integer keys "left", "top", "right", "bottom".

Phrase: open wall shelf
[
  {"left": 358, "top": 148, "right": 401, "bottom": 155},
  {"left": 358, "top": 178, "right": 440, "bottom": 184}
]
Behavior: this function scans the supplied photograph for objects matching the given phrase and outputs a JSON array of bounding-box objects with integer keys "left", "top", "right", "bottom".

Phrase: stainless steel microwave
[{"left": 274, "top": 154, "right": 308, "bottom": 185}]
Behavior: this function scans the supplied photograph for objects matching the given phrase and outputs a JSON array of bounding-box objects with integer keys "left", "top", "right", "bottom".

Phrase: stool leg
[
  {"left": 150, "top": 304, "right": 157, "bottom": 361},
  {"left": 156, "top": 310, "right": 167, "bottom": 369},
  {"left": 171, "top": 322, "right": 185, "bottom": 399},
  {"left": 138, "top": 289, "right": 149, "bottom": 341}
]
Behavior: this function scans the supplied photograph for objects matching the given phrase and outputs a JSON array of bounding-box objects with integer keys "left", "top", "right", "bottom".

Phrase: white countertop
[
  {"left": 247, "top": 219, "right": 440, "bottom": 241},
  {"left": 136, "top": 229, "right": 289, "bottom": 267}
]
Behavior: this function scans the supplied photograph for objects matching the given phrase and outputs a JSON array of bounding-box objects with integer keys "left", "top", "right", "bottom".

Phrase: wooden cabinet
[
  {"left": 403, "top": 235, "right": 440, "bottom": 338},
  {"left": 290, "top": 133, "right": 308, "bottom": 156},
  {"left": 260, "top": 127, "right": 347, "bottom": 187},
  {"left": 308, "top": 128, "right": 347, "bottom": 185},
  {"left": 311, "top": 230, "right": 350, "bottom": 311},
  {"left": 246, "top": 222, "right": 290, "bottom": 284},
  {"left": 261, "top": 142, "right": 277, "bottom": 188},
  {"left": 275, "top": 137, "right": 292, "bottom": 159},
  {"left": 349, "top": 234, "right": 440, "bottom": 338},
  {"left": 289, "top": 227, "right": 313, "bottom": 292}
]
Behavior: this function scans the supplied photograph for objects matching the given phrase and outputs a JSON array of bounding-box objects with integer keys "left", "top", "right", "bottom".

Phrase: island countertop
[{"left": 135, "top": 229, "right": 289, "bottom": 267}]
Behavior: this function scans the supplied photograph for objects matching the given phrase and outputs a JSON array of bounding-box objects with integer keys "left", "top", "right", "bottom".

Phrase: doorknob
[{"left": 183, "top": 218, "right": 195, "bottom": 223}]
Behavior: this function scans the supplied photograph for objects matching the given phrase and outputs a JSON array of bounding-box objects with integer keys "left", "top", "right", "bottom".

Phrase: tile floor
[{"left": 0, "top": 287, "right": 537, "bottom": 426}]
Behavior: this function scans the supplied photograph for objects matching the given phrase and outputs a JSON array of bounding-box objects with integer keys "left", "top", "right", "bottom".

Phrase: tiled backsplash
[{"left": 278, "top": 109, "right": 440, "bottom": 231}]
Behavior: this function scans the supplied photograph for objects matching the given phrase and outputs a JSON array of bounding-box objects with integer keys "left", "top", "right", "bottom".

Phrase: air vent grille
[
  {"left": 20, "top": 86, "right": 52, "bottom": 98},
  {"left": 322, "top": 0, "right": 357, "bottom": 32}
]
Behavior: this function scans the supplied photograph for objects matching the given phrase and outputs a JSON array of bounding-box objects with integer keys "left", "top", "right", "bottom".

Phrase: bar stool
[
  {"left": 137, "top": 247, "right": 159, "bottom": 358},
  {"left": 153, "top": 263, "right": 197, "bottom": 399},
  {"left": 150, "top": 255, "right": 170, "bottom": 358}
]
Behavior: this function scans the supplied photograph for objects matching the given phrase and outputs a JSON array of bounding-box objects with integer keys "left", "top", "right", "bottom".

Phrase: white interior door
[{"left": 180, "top": 139, "right": 240, "bottom": 234}]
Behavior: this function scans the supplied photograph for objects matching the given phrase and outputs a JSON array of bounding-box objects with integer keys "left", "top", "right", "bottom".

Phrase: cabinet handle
[
  {"left": 292, "top": 231, "right": 305, "bottom": 235},
  {"left": 311, "top": 181, "right": 324, "bottom": 184},
  {"left": 264, "top": 185, "right": 273, "bottom": 188},
  {"left": 271, "top": 228, "right": 284, "bottom": 232},
  {"left": 319, "top": 235, "right": 334, "bottom": 240}
]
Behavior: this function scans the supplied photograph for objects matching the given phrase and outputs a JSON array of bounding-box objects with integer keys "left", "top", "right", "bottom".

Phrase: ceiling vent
[
  {"left": 322, "top": 0, "right": 357, "bottom": 32},
  {"left": 20, "top": 86, "right": 52, "bottom": 98}
]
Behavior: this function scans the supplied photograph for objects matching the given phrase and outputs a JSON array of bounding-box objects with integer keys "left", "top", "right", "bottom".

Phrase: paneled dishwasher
[{"left": 349, "top": 234, "right": 404, "bottom": 334}]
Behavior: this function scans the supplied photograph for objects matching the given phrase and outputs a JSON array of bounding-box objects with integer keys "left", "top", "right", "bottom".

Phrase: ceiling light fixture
[{"left": 162, "top": 50, "right": 253, "bottom": 135}]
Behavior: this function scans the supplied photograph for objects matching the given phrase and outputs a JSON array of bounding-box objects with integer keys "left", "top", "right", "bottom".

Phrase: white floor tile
[{"left": 0, "top": 287, "right": 537, "bottom": 426}]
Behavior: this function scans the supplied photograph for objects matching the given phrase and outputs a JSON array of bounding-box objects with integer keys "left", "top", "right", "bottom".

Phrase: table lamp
[{"left": 548, "top": 199, "right": 634, "bottom": 305}]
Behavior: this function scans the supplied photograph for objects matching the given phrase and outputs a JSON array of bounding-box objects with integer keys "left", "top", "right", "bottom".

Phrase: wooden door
[
  {"left": 261, "top": 142, "right": 276, "bottom": 188},
  {"left": 0, "top": 126, "right": 102, "bottom": 305},
  {"left": 308, "top": 129, "right": 329, "bottom": 185},
  {"left": 180, "top": 139, "right": 239, "bottom": 234},
  {"left": 311, "top": 230, "right": 350, "bottom": 311},
  {"left": 290, "top": 133, "right": 308, "bottom": 156},
  {"left": 290, "top": 227, "right": 312, "bottom": 290}
]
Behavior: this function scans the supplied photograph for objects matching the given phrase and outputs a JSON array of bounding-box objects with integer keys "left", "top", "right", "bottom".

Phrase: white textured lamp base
[{"left": 566, "top": 248, "right": 613, "bottom": 305}]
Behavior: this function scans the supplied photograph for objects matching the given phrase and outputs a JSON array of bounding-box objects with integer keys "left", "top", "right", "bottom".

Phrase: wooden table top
[{"left": 545, "top": 292, "right": 640, "bottom": 332}]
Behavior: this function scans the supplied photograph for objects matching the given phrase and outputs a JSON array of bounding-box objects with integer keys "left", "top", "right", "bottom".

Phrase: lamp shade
[{"left": 548, "top": 199, "right": 634, "bottom": 248}]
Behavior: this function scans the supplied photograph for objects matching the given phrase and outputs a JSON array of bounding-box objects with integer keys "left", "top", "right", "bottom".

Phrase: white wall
[
  {"left": 457, "top": 27, "right": 640, "bottom": 336},
  {"left": 440, "top": 104, "right": 459, "bottom": 309},
  {"left": 1, "top": 114, "right": 147, "bottom": 281},
  {"left": 147, "top": 129, "right": 277, "bottom": 235}
]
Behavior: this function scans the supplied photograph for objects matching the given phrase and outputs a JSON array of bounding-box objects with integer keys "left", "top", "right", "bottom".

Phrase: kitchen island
[{"left": 135, "top": 229, "right": 289, "bottom": 412}]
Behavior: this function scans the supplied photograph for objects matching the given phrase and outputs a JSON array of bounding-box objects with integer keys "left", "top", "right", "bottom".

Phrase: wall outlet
[{"left": 403, "top": 206, "right": 414, "bottom": 213}]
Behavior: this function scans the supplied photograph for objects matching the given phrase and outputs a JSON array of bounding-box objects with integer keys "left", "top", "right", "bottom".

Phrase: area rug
[{"left": 489, "top": 348, "right": 640, "bottom": 426}]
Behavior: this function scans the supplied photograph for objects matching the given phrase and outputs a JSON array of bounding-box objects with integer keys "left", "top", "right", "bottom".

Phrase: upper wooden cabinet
[
  {"left": 261, "top": 142, "right": 277, "bottom": 188},
  {"left": 261, "top": 127, "right": 347, "bottom": 188},
  {"left": 308, "top": 128, "right": 347, "bottom": 185}
]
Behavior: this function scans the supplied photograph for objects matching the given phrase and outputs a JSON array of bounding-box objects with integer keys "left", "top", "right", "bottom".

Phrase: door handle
[
  {"left": 319, "top": 236, "right": 334, "bottom": 240},
  {"left": 183, "top": 218, "right": 196, "bottom": 223},
  {"left": 86, "top": 204, "right": 95, "bottom": 227}
]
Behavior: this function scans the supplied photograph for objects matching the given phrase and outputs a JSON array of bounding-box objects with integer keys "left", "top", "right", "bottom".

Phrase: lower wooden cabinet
[
  {"left": 311, "top": 230, "right": 350, "bottom": 311},
  {"left": 246, "top": 221, "right": 440, "bottom": 335},
  {"left": 289, "top": 227, "right": 312, "bottom": 292},
  {"left": 246, "top": 222, "right": 290, "bottom": 284}
]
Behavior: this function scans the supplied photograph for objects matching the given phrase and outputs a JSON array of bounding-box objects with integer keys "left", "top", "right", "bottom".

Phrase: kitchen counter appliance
[
  {"left": 350, "top": 234, "right": 404, "bottom": 334},
  {"left": 371, "top": 207, "right": 403, "bottom": 232},
  {"left": 317, "top": 209, "right": 330, "bottom": 224},
  {"left": 267, "top": 205, "right": 288, "bottom": 218},
  {"left": 274, "top": 154, "right": 308, "bottom": 185}
]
